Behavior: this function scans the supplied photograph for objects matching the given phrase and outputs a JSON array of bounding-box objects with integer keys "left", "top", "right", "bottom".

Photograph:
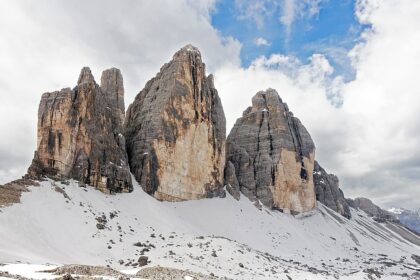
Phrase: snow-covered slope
[{"left": 0, "top": 178, "right": 419, "bottom": 279}]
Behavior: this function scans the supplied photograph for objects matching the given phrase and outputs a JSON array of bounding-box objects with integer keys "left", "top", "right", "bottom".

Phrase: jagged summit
[
  {"left": 172, "top": 44, "right": 202, "bottom": 63},
  {"left": 225, "top": 88, "right": 316, "bottom": 213},
  {"left": 177, "top": 44, "right": 201, "bottom": 55},
  {"left": 124, "top": 45, "right": 226, "bottom": 201},
  {"left": 28, "top": 67, "right": 132, "bottom": 193},
  {"left": 248, "top": 88, "right": 283, "bottom": 113},
  {"left": 77, "top": 66, "right": 95, "bottom": 84}
]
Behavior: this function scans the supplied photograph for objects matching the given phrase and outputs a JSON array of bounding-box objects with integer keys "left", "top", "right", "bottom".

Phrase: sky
[{"left": 0, "top": 0, "right": 419, "bottom": 210}]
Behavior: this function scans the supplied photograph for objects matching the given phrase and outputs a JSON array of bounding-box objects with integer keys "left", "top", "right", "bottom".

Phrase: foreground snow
[{"left": 0, "top": 178, "right": 419, "bottom": 279}]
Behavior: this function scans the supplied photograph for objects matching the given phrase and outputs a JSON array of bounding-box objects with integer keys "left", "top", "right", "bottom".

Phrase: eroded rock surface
[
  {"left": 136, "top": 266, "right": 225, "bottom": 280},
  {"left": 0, "top": 178, "right": 39, "bottom": 208},
  {"left": 124, "top": 45, "right": 226, "bottom": 201},
  {"left": 313, "top": 161, "right": 351, "bottom": 219},
  {"left": 48, "top": 264, "right": 128, "bottom": 278},
  {"left": 28, "top": 67, "right": 132, "bottom": 193},
  {"left": 225, "top": 89, "right": 316, "bottom": 213}
]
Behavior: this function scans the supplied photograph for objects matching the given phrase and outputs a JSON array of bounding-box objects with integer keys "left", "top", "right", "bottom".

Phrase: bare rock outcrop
[
  {"left": 0, "top": 178, "right": 39, "bottom": 208},
  {"left": 46, "top": 264, "right": 128, "bottom": 278},
  {"left": 313, "top": 161, "right": 351, "bottom": 219},
  {"left": 225, "top": 89, "right": 316, "bottom": 213},
  {"left": 27, "top": 67, "right": 132, "bottom": 193},
  {"left": 136, "top": 266, "right": 225, "bottom": 280},
  {"left": 124, "top": 45, "right": 226, "bottom": 201}
]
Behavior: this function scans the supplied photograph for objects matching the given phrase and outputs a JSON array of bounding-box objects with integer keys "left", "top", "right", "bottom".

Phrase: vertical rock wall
[
  {"left": 225, "top": 89, "right": 316, "bottom": 213},
  {"left": 124, "top": 45, "right": 226, "bottom": 201},
  {"left": 28, "top": 67, "right": 132, "bottom": 193},
  {"left": 313, "top": 161, "right": 351, "bottom": 218}
]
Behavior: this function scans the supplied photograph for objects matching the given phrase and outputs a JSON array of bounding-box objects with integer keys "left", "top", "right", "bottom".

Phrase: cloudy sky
[{"left": 0, "top": 0, "right": 419, "bottom": 210}]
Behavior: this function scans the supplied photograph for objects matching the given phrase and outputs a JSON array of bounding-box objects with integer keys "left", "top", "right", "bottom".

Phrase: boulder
[
  {"left": 225, "top": 89, "right": 316, "bottom": 213},
  {"left": 124, "top": 45, "right": 226, "bottom": 201},
  {"left": 27, "top": 67, "right": 132, "bottom": 193}
]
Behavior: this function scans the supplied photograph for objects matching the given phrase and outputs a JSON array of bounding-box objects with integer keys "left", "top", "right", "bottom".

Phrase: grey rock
[
  {"left": 100, "top": 68, "right": 125, "bottom": 128},
  {"left": 136, "top": 266, "right": 223, "bottom": 279},
  {"left": 138, "top": 256, "right": 149, "bottom": 267},
  {"left": 313, "top": 161, "right": 351, "bottom": 219},
  {"left": 124, "top": 45, "right": 226, "bottom": 201},
  {"left": 224, "top": 161, "right": 240, "bottom": 200},
  {"left": 347, "top": 197, "right": 398, "bottom": 222},
  {"left": 225, "top": 89, "right": 317, "bottom": 213},
  {"left": 51, "top": 264, "right": 128, "bottom": 278},
  {"left": 27, "top": 67, "right": 132, "bottom": 193}
]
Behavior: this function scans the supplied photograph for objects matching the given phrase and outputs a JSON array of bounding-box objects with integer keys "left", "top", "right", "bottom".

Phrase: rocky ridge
[
  {"left": 225, "top": 89, "right": 317, "bottom": 213},
  {"left": 21, "top": 45, "right": 391, "bottom": 221},
  {"left": 347, "top": 197, "right": 398, "bottom": 223},
  {"left": 27, "top": 67, "right": 132, "bottom": 193},
  {"left": 124, "top": 45, "right": 226, "bottom": 201}
]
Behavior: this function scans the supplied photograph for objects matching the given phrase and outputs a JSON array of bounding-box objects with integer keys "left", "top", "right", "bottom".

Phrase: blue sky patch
[{"left": 211, "top": 0, "right": 365, "bottom": 80}]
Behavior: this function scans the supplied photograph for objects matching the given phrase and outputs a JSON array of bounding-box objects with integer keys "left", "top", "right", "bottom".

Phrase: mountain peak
[
  {"left": 124, "top": 44, "right": 225, "bottom": 201},
  {"left": 28, "top": 67, "right": 132, "bottom": 193},
  {"left": 173, "top": 44, "right": 202, "bottom": 61},
  {"left": 226, "top": 88, "right": 316, "bottom": 213},
  {"left": 77, "top": 66, "right": 95, "bottom": 85},
  {"left": 251, "top": 88, "right": 284, "bottom": 112}
]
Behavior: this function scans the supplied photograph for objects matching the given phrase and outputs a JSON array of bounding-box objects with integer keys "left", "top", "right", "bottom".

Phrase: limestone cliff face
[
  {"left": 28, "top": 67, "right": 132, "bottom": 193},
  {"left": 100, "top": 68, "right": 125, "bottom": 128},
  {"left": 313, "top": 161, "right": 351, "bottom": 219},
  {"left": 124, "top": 45, "right": 226, "bottom": 201},
  {"left": 225, "top": 89, "right": 316, "bottom": 213}
]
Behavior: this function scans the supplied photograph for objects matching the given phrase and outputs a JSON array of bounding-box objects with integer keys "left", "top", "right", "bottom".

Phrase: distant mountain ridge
[{"left": 389, "top": 207, "right": 420, "bottom": 234}]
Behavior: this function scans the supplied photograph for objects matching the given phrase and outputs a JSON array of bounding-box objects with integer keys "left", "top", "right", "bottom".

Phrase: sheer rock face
[
  {"left": 224, "top": 161, "right": 241, "bottom": 200},
  {"left": 225, "top": 89, "right": 316, "bottom": 213},
  {"left": 313, "top": 161, "right": 351, "bottom": 219},
  {"left": 100, "top": 68, "right": 125, "bottom": 127},
  {"left": 124, "top": 45, "right": 226, "bottom": 201},
  {"left": 28, "top": 67, "right": 132, "bottom": 193}
]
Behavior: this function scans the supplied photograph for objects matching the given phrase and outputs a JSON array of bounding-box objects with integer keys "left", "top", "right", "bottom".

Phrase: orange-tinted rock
[
  {"left": 124, "top": 45, "right": 226, "bottom": 201},
  {"left": 28, "top": 67, "right": 132, "bottom": 193}
]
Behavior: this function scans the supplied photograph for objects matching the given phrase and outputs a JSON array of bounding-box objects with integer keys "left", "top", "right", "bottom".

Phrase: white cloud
[
  {"left": 0, "top": 0, "right": 419, "bottom": 211},
  {"left": 215, "top": 0, "right": 420, "bottom": 209},
  {"left": 254, "top": 37, "right": 271, "bottom": 46},
  {"left": 280, "top": 0, "right": 296, "bottom": 38},
  {"left": 234, "top": 0, "right": 322, "bottom": 42},
  {"left": 280, "top": 0, "right": 323, "bottom": 42},
  {"left": 0, "top": 0, "right": 241, "bottom": 183},
  {"left": 234, "top": 0, "right": 278, "bottom": 28}
]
